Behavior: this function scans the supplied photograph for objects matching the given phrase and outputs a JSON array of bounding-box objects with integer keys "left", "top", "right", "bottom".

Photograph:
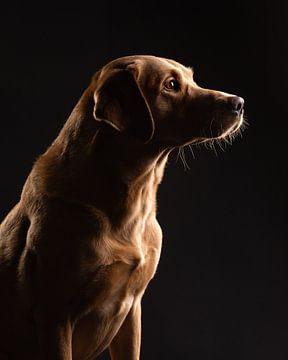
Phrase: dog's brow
[{"left": 170, "top": 68, "right": 182, "bottom": 79}]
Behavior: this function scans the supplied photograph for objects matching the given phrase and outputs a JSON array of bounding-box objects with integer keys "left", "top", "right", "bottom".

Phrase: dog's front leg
[
  {"left": 109, "top": 299, "right": 142, "bottom": 360},
  {"left": 35, "top": 310, "right": 72, "bottom": 360}
]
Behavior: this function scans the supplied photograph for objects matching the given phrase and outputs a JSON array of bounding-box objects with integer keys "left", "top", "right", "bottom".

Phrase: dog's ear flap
[{"left": 93, "top": 66, "right": 155, "bottom": 143}]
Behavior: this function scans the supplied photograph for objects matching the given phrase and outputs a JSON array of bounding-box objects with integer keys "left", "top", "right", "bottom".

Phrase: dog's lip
[
  {"left": 232, "top": 113, "right": 244, "bottom": 131},
  {"left": 219, "top": 114, "right": 243, "bottom": 138},
  {"left": 205, "top": 113, "right": 243, "bottom": 141},
  {"left": 230, "top": 118, "right": 241, "bottom": 131}
]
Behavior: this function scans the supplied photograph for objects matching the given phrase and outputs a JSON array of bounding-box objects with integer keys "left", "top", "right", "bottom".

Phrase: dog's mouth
[
  {"left": 195, "top": 110, "right": 244, "bottom": 144},
  {"left": 215, "top": 112, "right": 244, "bottom": 139}
]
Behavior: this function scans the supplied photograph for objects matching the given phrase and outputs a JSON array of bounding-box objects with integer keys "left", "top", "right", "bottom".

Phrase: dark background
[{"left": 1, "top": 1, "right": 288, "bottom": 359}]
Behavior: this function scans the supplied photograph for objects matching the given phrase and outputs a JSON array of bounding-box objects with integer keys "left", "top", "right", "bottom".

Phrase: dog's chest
[
  {"left": 92, "top": 218, "right": 162, "bottom": 307},
  {"left": 72, "top": 221, "right": 162, "bottom": 359}
]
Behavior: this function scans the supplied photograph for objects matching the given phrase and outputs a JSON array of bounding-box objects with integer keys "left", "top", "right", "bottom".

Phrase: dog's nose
[{"left": 227, "top": 96, "right": 244, "bottom": 114}]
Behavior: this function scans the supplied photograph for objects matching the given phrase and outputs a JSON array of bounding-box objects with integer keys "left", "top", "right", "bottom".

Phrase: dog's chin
[
  {"left": 164, "top": 113, "right": 244, "bottom": 148},
  {"left": 191, "top": 113, "right": 244, "bottom": 145},
  {"left": 215, "top": 113, "right": 244, "bottom": 140}
]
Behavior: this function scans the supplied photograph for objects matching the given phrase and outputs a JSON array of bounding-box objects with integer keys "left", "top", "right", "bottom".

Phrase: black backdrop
[{"left": 1, "top": 1, "right": 288, "bottom": 359}]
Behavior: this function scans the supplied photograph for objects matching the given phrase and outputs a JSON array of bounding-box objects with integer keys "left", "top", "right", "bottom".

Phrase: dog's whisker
[
  {"left": 178, "top": 148, "right": 185, "bottom": 168},
  {"left": 211, "top": 139, "right": 218, "bottom": 157},
  {"left": 216, "top": 138, "right": 225, "bottom": 152},
  {"left": 227, "top": 133, "right": 233, "bottom": 145},
  {"left": 181, "top": 148, "right": 190, "bottom": 171},
  {"left": 187, "top": 144, "right": 195, "bottom": 159},
  {"left": 176, "top": 148, "right": 181, "bottom": 163},
  {"left": 198, "top": 112, "right": 248, "bottom": 155},
  {"left": 219, "top": 124, "right": 227, "bottom": 148},
  {"left": 178, "top": 147, "right": 190, "bottom": 171},
  {"left": 209, "top": 117, "right": 215, "bottom": 138}
]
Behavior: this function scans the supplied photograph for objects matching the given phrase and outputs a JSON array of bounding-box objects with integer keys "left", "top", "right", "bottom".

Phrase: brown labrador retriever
[{"left": 0, "top": 55, "right": 244, "bottom": 360}]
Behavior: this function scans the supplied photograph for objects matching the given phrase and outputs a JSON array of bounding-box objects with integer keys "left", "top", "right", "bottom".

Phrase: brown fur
[{"left": 0, "top": 55, "right": 244, "bottom": 359}]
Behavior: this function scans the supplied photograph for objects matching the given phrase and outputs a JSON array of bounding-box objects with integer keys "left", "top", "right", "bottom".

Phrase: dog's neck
[
  {"left": 35, "top": 90, "right": 170, "bottom": 228},
  {"left": 88, "top": 124, "right": 169, "bottom": 228}
]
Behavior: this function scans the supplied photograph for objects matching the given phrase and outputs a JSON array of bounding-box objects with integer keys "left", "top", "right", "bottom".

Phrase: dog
[{"left": 0, "top": 55, "right": 244, "bottom": 359}]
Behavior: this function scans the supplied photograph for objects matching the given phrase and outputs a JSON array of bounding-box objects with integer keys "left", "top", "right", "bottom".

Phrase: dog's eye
[{"left": 164, "top": 78, "right": 180, "bottom": 91}]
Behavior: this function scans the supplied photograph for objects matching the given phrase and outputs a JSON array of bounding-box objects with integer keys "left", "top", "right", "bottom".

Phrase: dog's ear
[{"left": 93, "top": 65, "right": 155, "bottom": 143}]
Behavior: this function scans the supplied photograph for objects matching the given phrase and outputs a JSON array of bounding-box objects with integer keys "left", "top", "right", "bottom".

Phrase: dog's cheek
[{"left": 152, "top": 96, "right": 173, "bottom": 119}]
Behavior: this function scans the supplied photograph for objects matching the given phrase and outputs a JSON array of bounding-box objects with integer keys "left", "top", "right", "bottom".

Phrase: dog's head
[{"left": 92, "top": 55, "right": 244, "bottom": 147}]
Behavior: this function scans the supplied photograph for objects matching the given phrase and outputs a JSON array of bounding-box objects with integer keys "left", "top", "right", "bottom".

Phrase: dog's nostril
[{"left": 228, "top": 96, "right": 244, "bottom": 113}]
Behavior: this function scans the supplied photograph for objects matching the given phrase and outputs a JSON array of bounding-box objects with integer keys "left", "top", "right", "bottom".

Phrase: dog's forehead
[
  {"left": 103, "top": 55, "right": 193, "bottom": 79},
  {"left": 140, "top": 56, "right": 193, "bottom": 79},
  {"left": 144, "top": 57, "right": 193, "bottom": 80},
  {"left": 158, "top": 57, "right": 193, "bottom": 76}
]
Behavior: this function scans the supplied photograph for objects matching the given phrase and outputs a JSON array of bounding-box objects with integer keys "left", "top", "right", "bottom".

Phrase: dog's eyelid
[
  {"left": 163, "top": 77, "right": 181, "bottom": 91},
  {"left": 162, "top": 70, "right": 182, "bottom": 91},
  {"left": 170, "top": 70, "right": 181, "bottom": 80}
]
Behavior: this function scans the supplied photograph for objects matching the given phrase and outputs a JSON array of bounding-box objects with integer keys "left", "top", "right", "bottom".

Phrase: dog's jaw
[{"left": 216, "top": 111, "right": 244, "bottom": 140}]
